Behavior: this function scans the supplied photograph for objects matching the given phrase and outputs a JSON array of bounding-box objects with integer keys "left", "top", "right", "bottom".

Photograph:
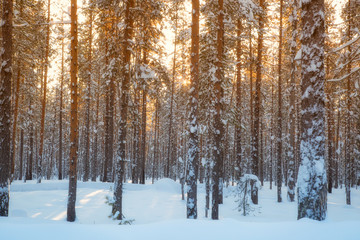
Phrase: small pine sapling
[{"left": 235, "top": 174, "right": 260, "bottom": 216}]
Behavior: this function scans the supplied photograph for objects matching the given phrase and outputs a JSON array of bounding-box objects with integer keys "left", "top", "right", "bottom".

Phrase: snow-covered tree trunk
[
  {"left": 0, "top": 0, "right": 13, "bottom": 217},
  {"left": 212, "top": 0, "right": 225, "bottom": 220},
  {"left": 113, "top": 0, "right": 134, "bottom": 221},
  {"left": 186, "top": 0, "right": 200, "bottom": 219},
  {"left": 252, "top": 0, "right": 265, "bottom": 204},
  {"left": 287, "top": 0, "right": 298, "bottom": 202},
  {"left": 235, "top": 19, "right": 243, "bottom": 180},
  {"left": 67, "top": 0, "right": 78, "bottom": 222},
  {"left": 297, "top": 0, "right": 327, "bottom": 221}
]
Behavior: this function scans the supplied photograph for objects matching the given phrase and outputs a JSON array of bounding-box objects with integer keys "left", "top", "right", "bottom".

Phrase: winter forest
[{"left": 0, "top": 0, "right": 359, "bottom": 238}]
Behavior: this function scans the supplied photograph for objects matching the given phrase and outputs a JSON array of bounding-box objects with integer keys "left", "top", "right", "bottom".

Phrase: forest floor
[{"left": 1, "top": 178, "right": 359, "bottom": 240}]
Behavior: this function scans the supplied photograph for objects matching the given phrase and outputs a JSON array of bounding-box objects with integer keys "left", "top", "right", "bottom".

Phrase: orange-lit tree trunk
[
  {"left": 276, "top": 0, "right": 283, "bottom": 203},
  {"left": 0, "top": 0, "right": 13, "bottom": 217},
  {"left": 58, "top": 14, "right": 64, "bottom": 180},
  {"left": 37, "top": 0, "right": 51, "bottom": 184},
  {"left": 67, "top": 0, "right": 78, "bottom": 222}
]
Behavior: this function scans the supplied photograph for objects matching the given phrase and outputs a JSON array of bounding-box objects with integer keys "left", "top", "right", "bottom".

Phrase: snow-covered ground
[{"left": 1, "top": 179, "right": 359, "bottom": 240}]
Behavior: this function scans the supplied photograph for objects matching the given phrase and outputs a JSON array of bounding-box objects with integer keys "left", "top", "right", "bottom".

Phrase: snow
[{"left": 1, "top": 180, "right": 360, "bottom": 240}]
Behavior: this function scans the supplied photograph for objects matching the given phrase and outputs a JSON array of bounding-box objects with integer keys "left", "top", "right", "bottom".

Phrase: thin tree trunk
[
  {"left": 19, "top": 129, "right": 24, "bottom": 180},
  {"left": 38, "top": 0, "right": 51, "bottom": 184},
  {"left": 91, "top": 77, "right": 100, "bottom": 182},
  {"left": 187, "top": 0, "right": 200, "bottom": 219},
  {"left": 287, "top": 0, "right": 297, "bottom": 202},
  {"left": 345, "top": 0, "right": 352, "bottom": 205},
  {"left": 83, "top": 8, "right": 93, "bottom": 182},
  {"left": 67, "top": 0, "right": 78, "bottom": 222},
  {"left": 140, "top": 87, "right": 147, "bottom": 184},
  {"left": 276, "top": 0, "right": 283, "bottom": 203},
  {"left": 58, "top": 14, "right": 64, "bottom": 181}
]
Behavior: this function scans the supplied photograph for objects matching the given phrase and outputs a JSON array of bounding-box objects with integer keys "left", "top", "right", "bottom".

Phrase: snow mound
[{"left": 153, "top": 178, "right": 179, "bottom": 193}]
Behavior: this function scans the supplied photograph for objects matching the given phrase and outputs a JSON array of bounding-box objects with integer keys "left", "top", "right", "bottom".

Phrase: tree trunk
[
  {"left": 287, "top": 0, "right": 297, "bottom": 202},
  {"left": 212, "top": 0, "right": 224, "bottom": 220},
  {"left": 83, "top": 8, "right": 93, "bottom": 182},
  {"left": 187, "top": 0, "right": 200, "bottom": 219},
  {"left": 58, "top": 14, "right": 64, "bottom": 181},
  {"left": 0, "top": 0, "right": 13, "bottom": 217},
  {"left": 276, "top": 0, "right": 283, "bottom": 203},
  {"left": 252, "top": 0, "right": 264, "bottom": 204},
  {"left": 112, "top": 0, "right": 134, "bottom": 220},
  {"left": 345, "top": 0, "right": 352, "bottom": 205},
  {"left": 67, "top": 0, "right": 78, "bottom": 222},
  {"left": 19, "top": 129, "right": 24, "bottom": 180},
  {"left": 38, "top": 0, "right": 51, "bottom": 184},
  {"left": 140, "top": 87, "right": 147, "bottom": 184},
  {"left": 297, "top": 0, "right": 327, "bottom": 221}
]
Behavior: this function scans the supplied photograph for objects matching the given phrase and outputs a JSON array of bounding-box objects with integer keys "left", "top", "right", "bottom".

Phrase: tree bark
[
  {"left": 212, "top": 0, "right": 224, "bottom": 220},
  {"left": 287, "top": 0, "right": 297, "bottom": 202},
  {"left": 0, "top": 0, "right": 13, "bottom": 217},
  {"left": 67, "top": 0, "right": 78, "bottom": 222},
  {"left": 277, "top": 0, "right": 283, "bottom": 203},
  {"left": 187, "top": 0, "right": 199, "bottom": 219},
  {"left": 38, "top": 0, "right": 51, "bottom": 184},
  {"left": 83, "top": 8, "right": 93, "bottom": 182},
  {"left": 113, "top": 0, "right": 134, "bottom": 220},
  {"left": 297, "top": 0, "right": 327, "bottom": 221}
]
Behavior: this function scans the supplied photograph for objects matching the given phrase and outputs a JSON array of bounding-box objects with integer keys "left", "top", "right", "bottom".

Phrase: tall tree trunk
[
  {"left": 152, "top": 98, "right": 159, "bottom": 184},
  {"left": 140, "top": 87, "right": 147, "bottom": 184},
  {"left": 297, "top": 0, "right": 327, "bottom": 221},
  {"left": 83, "top": 8, "right": 93, "bottom": 182},
  {"left": 0, "top": 0, "right": 13, "bottom": 217},
  {"left": 19, "top": 129, "right": 24, "bottom": 180},
  {"left": 38, "top": 0, "right": 51, "bottom": 184},
  {"left": 11, "top": 60, "right": 21, "bottom": 179},
  {"left": 287, "top": 0, "right": 297, "bottom": 202},
  {"left": 132, "top": 87, "right": 140, "bottom": 183},
  {"left": 113, "top": 0, "right": 134, "bottom": 220},
  {"left": 58, "top": 14, "right": 64, "bottom": 181},
  {"left": 91, "top": 77, "right": 100, "bottom": 182},
  {"left": 26, "top": 101, "right": 34, "bottom": 181},
  {"left": 270, "top": 84, "right": 274, "bottom": 190},
  {"left": 345, "top": 0, "right": 352, "bottom": 205},
  {"left": 276, "top": 0, "right": 283, "bottom": 203},
  {"left": 67, "top": 0, "right": 78, "bottom": 222},
  {"left": 252, "top": 0, "right": 264, "bottom": 204},
  {"left": 186, "top": 0, "right": 199, "bottom": 219},
  {"left": 212, "top": 0, "right": 224, "bottom": 220},
  {"left": 166, "top": 4, "right": 178, "bottom": 179}
]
